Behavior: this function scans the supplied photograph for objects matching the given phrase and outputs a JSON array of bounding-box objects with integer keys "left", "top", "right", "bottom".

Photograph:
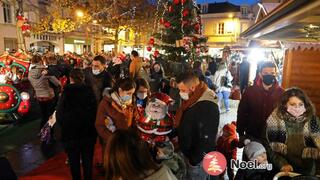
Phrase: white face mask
[
  {"left": 137, "top": 92, "right": 148, "bottom": 100},
  {"left": 92, "top": 69, "right": 101, "bottom": 75},
  {"left": 179, "top": 92, "right": 189, "bottom": 100},
  {"left": 287, "top": 105, "right": 306, "bottom": 118}
]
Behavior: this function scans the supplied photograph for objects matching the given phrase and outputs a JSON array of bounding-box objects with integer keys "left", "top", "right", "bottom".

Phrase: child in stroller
[{"left": 235, "top": 139, "right": 274, "bottom": 180}]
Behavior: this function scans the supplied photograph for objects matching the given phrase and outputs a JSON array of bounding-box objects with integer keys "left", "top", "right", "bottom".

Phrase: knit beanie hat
[
  {"left": 155, "top": 141, "right": 174, "bottom": 160},
  {"left": 244, "top": 139, "right": 266, "bottom": 160}
]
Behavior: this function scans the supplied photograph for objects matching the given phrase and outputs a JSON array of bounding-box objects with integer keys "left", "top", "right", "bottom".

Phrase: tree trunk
[{"left": 114, "top": 27, "right": 119, "bottom": 54}]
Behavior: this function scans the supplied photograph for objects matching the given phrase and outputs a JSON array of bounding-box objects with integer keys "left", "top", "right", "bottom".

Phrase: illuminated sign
[{"left": 74, "top": 40, "right": 85, "bottom": 44}]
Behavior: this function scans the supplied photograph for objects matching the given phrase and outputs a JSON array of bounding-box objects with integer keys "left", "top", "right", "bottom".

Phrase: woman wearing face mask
[
  {"left": 150, "top": 62, "right": 165, "bottom": 92},
  {"left": 266, "top": 87, "right": 320, "bottom": 176},
  {"left": 135, "top": 78, "right": 151, "bottom": 109},
  {"left": 95, "top": 77, "right": 139, "bottom": 163}
]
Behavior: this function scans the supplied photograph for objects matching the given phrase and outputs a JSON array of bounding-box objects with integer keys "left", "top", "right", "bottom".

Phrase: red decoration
[
  {"left": 194, "top": 23, "right": 201, "bottom": 32},
  {"left": 18, "top": 101, "right": 30, "bottom": 115},
  {"left": 164, "top": 22, "right": 171, "bottom": 28},
  {"left": 17, "top": 15, "right": 24, "bottom": 21},
  {"left": 181, "top": 0, "right": 186, "bottom": 4},
  {"left": 154, "top": 50, "right": 159, "bottom": 57},
  {"left": 160, "top": 18, "right": 165, "bottom": 24},
  {"left": 168, "top": 6, "right": 173, "bottom": 12},
  {"left": 182, "top": 9, "right": 189, "bottom": 17},
  {"left": 173, "top": 0, "right": 180, "bottom": 5},
  {"left": 182, "top": 20, "right": 188, "bottom": 27},
  {"left": 147, "top": 46, "right": 152, "bottom": 51},
  {"left": 192, "top": 37, "right": 198, "bottom": 42},
  {"left": 149, "top": 37, "right": 155, "bottom": 45}
]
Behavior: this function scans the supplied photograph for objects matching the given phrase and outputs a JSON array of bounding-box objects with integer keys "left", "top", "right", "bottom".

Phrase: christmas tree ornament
[
  {"left": 182, "top": 9, "right": 189, "bottom": 17},
  {"left": 149, "top": 37, "right": 155, "bottom": 45},
  {"left": 164, "top": 21, "right": 171, "bottom": 28},
  {"left": 154, "top": 50, "right": 160, "bottom": 57},
  {"left": 173, "top": 0, "right": 180, "bottom": 5},
  {"left": 160, "top": 18, "right": 165, "bottom": 24},
  {"left": 168, "top": 6, "right": 173, "bottom": 12},
  {"left": 147, "top": 46, "right": 152, "bottom": 51},
  {"left": 181, "top": 0, "right": 186, "bottom": 4}
]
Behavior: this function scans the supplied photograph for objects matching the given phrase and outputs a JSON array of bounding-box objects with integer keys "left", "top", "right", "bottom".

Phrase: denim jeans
[{"left": 217, "top": 91, "right": 231, "bottom": 112}]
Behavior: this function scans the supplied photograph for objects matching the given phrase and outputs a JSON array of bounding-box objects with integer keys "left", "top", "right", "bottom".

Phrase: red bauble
[
  {"left": 164, "top": 22, "right": 171, "bottom": 28},
  {"left": 149, "top": 37, "right": 155, "bottom": 45},
  {"left": 181, "top": 0, "right": 186, "bottom": 4},
  {"left": 194, "top": 23, "right": 200, "bottom": 31},
  {"left": 168, "top": 6, "right": 173, "bottom": 12},
  {"left": 160, "top": 18, "right": 165, "bottom": 24},
  {"left": 147, "top": 46, "right": 152, "bottom": 51},
  {"left": 173, "top": 0, "right": 180, "bottom": 5},
  {"left": 182, "top": 9, "right": 189, "bottom": 17},
  {"left": 154, "top": 50, "right": 159, "bottom": 57}
]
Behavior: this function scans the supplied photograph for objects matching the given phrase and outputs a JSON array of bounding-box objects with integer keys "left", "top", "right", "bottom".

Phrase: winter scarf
[
  {"left": 266, "top": 110, "right": 320, "bottom": 159},
  {"left": 110, "top": 92, "right": 135, "bottom": 127},
  {"left": 175, "top": 81, "right": 207, "bottom": 127}
]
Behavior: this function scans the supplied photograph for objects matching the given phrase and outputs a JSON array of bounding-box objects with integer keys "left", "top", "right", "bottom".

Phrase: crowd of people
[{"left": 21, "top": 49, "right": 320, "bottom": 180}]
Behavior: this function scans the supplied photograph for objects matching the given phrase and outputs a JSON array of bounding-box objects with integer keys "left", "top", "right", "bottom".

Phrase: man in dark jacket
[
  {"left": 56, "top": 69, "right": 97, "bottom": 180},
  {"left": 84, "top": 55, "right": 113, "bottom": 104},
  {"left": 176, "top": 72, "right": 219, "bottom": 180},
  {"left": 237, "top": 61, "right": 284, "bottom": 146}
]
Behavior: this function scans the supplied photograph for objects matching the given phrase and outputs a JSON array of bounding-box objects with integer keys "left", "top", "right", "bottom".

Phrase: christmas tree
[{"left": 150, "top": 0, "right": 208, "bottom": 62}]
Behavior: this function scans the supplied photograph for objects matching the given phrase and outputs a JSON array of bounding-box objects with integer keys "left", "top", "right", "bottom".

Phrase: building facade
[
  {"left": 199, "top": 2, "right": 255, "bottom": 51},
  {"left": 0, "top": 1, "right": 18, "bottom": 52}
]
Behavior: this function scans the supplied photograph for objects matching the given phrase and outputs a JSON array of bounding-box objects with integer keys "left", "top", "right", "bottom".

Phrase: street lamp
[{"left": 76, "top": 10, "right": 84, "bottom": 18}]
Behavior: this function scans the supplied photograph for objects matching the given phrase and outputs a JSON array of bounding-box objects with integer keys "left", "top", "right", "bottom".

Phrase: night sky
[{"left": 197, "top": 0, "right": 259, "bottom": 5}]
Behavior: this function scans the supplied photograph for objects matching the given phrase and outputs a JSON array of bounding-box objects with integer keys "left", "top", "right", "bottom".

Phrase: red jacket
[
  {"left": 237, "top": 82, "right": 284, "bottom": 141},
  {"left": 217, "top": 123, "right": 238, "bottom": 160}
]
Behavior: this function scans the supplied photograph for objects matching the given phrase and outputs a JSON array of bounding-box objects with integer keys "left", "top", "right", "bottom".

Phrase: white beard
[{"left": 145, "top": 103, "right": 167, "bottom": 120}]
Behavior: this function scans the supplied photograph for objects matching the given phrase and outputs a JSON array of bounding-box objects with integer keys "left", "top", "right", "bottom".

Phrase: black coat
[
  {"left": 84, "top": 68, "right": 113, "bottom": 103},
  {"left": 178, "top": 99, "right": 219, "bottom": 166},
  {"left": 56, "top": 84, "right": 97, "bottom": 148}
]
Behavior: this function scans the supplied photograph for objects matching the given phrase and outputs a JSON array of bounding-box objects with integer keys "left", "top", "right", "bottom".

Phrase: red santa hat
[{"left": 149, "top": 92, "right": 173, "bottom": 105}]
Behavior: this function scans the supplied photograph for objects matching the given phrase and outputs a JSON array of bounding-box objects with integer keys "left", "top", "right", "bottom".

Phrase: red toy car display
[{"left": 0, "top": 51, "right": 31, "bottom": 124}]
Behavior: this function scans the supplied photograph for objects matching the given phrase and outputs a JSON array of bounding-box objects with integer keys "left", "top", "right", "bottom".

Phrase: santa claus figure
[{"left": 137, "top": 92, "right": 175, "bottom": 144}]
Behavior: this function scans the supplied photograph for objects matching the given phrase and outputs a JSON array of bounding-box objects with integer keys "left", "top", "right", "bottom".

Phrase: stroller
[{"left": 273, "top": 172, "right": 320, "bottom": 180}]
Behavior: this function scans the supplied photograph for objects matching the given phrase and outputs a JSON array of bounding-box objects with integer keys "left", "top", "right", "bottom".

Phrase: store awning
[{"left": 241, "top": 0, "right": 320, "bottom": 42}]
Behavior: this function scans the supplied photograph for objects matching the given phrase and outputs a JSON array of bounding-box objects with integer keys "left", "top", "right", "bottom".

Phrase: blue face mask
[{"left": 121, "top": 95, "right": 132, "bottom": 102}]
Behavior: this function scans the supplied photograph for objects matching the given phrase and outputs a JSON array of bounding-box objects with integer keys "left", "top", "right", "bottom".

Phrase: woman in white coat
[{"left": 213, "top": 63, "right": 233, "bottom": 113}]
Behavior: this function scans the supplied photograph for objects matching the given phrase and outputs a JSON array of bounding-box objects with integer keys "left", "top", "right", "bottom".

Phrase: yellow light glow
[
  {"left": 92, "top": 20, "right": 98, "bottom": 24},
  {"left": 225, "top": 21, "right": 235, "bottom": 33},
  {"left": 228, "top": 14, "right": 233, "bottom": 18},
  {"left": 76, "top": 10, "right": 84, "bottom": 18}
]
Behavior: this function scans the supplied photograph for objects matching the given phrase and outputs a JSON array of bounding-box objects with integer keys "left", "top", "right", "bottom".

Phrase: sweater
[
  {"left": 178, "top": 89, "right": 219, "bottom": 165},
  {"left": 237, "top": 82, "right": 284, "bottom": 141},
  {"left": 28, "top": 64, "right": 61, "bottom": 98},
  {"left": 266, "top": 110, "right": 320, "bottom": 175},
  {"left": 129, "top": 57, "right": 143, "bottom": 79},
  {"left": 144, "top": 165, "right": 177, "bottom": 180},
  {"left": 56, "top": 84, "right": 97, "bottom": 148}
]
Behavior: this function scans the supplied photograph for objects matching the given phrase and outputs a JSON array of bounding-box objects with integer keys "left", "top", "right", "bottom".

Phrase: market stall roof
[{"left": 241, "top": 0, "right": 320, "bottom": 42}]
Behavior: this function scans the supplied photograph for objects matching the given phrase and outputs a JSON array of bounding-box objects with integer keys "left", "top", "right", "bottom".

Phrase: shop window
[{"left": 4, "top": 38, "right": 17, "bottom": 52}]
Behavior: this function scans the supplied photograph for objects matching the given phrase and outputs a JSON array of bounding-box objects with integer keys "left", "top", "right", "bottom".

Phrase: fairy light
[
  {"left": 153, "top": 0, "right": 162, "bottom": 34},
  {"left": 160, "top": 1, "right": 169, "bottom": 43},
  {"left": 180, "top": 0, "right": 185, "bottom": 35}
]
